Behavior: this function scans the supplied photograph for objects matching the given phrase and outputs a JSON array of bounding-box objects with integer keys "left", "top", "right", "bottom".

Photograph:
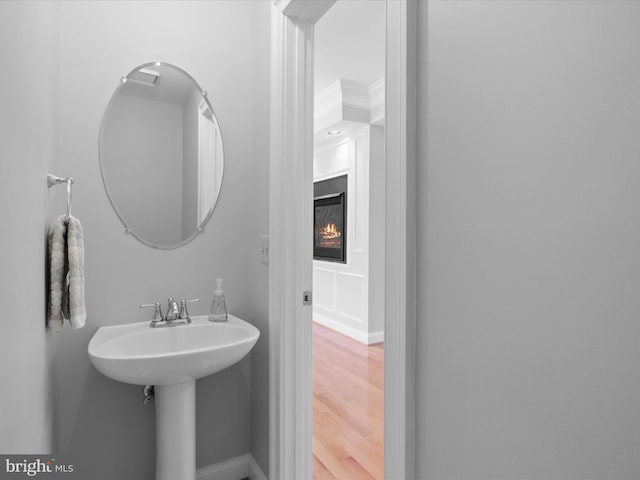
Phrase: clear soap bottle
[{"left": 209, "top": 278, "right": 228, "bottom": 322}]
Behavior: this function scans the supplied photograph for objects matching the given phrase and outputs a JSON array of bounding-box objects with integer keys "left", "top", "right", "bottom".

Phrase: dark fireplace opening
[{"left": 314, "top": 175, "right": 347, "bottom": 263}]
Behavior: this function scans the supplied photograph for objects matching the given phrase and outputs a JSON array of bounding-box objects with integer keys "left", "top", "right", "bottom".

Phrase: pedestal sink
[{"left": 88, "top": 314, "right": 259, "bottom": 480}]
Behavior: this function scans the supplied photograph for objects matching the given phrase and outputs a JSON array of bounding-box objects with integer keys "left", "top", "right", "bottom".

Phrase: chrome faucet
[
  {"left": 165, "top": 297, "right": 180, "bottom": 321},
  {"left": 140, "top": 298, "right": 199, "bottom": 328}
]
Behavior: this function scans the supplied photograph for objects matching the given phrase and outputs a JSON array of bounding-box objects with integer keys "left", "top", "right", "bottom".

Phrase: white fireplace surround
[
  {"left": 313, "top": 127, "right": 385, "bottom": 345},
  {"left": 313, "top": 75, "right": 386, "bottom": 345}
]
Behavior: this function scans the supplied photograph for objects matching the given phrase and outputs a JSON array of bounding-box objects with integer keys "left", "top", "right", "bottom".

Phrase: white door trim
[
  {"left": 383, "top": 1, "right": 417, "bottom": 478},
  {"left": 268, "top": 0, "right": 416, "bottom": 478},
  {"left": 268, "top": 2, "right": 318, "bottom": 478}
]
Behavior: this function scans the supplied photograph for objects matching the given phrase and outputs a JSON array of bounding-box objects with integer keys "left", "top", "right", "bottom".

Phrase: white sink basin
[
  {"left": 88, "top": 313, "right": 259, "bottom": 480},
  {"left": 88, "top": 314, "right": 259, "bottom": 385}
]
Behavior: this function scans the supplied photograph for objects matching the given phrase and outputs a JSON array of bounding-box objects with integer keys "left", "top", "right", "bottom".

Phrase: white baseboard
[
  {"left": 368, "top": 330, "right": 384, "bottom": 344},
  {"left": 196, "top": 453, "right": 267, "bottom": 480},
  {"left": 313, "top": 315, "right": 384, "bottom": 345}
]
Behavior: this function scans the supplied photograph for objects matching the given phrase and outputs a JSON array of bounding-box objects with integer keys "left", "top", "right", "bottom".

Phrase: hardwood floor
[{"left": 312, "top": 323, "right": 384, "bottom": 480}]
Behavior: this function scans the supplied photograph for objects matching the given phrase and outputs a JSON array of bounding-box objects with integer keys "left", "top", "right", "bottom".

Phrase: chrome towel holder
[{"left": 47, "top": 173, "right": 74, "bottom": 220}]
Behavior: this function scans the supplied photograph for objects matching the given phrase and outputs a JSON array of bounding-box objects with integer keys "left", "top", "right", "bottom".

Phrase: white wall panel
[
  {"left": 336, "top": 272, "right": 365, "bottom": 323},
  {"left": 353, "top": 134, "right": 368, "bottom": 252},
  {"left": 313, "top": 267, "right": 336, "bottom": 312}
]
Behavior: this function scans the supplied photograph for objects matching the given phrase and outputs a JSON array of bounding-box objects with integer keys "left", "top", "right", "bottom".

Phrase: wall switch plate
[{"left": 260, "top": 234, "right": 269, "bottom": 265}]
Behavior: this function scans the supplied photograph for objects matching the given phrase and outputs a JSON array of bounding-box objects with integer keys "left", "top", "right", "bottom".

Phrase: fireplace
[{"left": 314, "top": 175, "right": 347, "bottom": 263}]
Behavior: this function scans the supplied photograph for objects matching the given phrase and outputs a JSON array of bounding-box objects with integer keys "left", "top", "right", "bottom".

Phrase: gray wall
[
  {"left": 248, "top": 0, "right": 271, "bottom": 474},
  {"left": 0, "top": 0, "right": 61, "bottom": 454},
  {"left": 54, "top": 1, "right": 269, "bottom": 478},
  {"left": 417, "top": 1, "right": 640, "bottom": 478}
]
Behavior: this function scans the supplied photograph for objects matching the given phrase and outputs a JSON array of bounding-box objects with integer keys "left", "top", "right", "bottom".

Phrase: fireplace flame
[
  {"left": 322, "top": 223, "right": 341, "bottom": 239},
  {"left": 317, "top": 222, "right": 342, "bottom": 248}
]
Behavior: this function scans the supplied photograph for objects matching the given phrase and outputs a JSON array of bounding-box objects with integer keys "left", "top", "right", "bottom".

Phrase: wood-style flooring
[{"left": 312, "top": 323, "right": 384, "bottom": 480}]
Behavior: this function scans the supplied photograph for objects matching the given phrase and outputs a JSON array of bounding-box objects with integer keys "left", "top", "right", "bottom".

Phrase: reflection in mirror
[{"left": 99, "top": 62, "right": 224, "bottom": 249}]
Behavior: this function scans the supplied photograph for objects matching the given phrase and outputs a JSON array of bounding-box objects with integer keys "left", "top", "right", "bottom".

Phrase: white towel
[{"left": 48, "top": 214, "right": 86, "bottom": 330}]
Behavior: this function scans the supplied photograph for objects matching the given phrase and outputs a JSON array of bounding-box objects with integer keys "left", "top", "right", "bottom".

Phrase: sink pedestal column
[{"left": 155, "top": 380, "right": 196, "bottom": 480}]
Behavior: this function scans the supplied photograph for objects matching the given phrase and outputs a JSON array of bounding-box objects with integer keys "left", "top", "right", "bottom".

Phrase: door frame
[{"left": 268, "top": 1, "right": 417, "bottom": 478}]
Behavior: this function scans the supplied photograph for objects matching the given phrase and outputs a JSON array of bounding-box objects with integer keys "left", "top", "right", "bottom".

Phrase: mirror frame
[{"left": 98, "top": 61, "right": 224, "bottom": 249}]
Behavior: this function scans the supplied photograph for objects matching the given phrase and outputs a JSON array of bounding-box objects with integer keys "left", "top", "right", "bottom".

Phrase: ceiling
[
  {"left": 120, "top": 64, "right": 196, "bottom": 105},
  {"left": 314, "top": 0, "right": 385, "bottom": 95}
]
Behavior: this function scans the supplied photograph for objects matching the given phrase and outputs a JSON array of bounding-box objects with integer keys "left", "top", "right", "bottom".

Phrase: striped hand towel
[{"left": 48, "top": 214, "right": 86, "bottom": 330}]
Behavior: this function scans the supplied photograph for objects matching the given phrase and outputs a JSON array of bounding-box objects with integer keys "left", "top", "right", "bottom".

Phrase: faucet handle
[
  {"left": 179, "top": 298, "right": 200, "bottom": 320},
  {"left": 140, "top": 302, "right": 163, "bottom": 321}
]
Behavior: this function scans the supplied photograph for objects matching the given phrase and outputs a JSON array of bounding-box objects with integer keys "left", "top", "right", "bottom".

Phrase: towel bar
[{"left": 47, "top": 173, "right": 74, "bottom": 220}]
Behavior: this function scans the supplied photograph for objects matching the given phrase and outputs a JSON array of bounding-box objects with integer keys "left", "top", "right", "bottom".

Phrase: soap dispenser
[{"left": 209, "top": 278, "right": 228, "bottom": 322}]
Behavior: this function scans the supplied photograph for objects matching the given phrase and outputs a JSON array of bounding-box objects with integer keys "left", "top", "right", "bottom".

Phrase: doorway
[
  {"left": 312, "top": 2, "right": 386, "bottom": 477},
  {"left": 268, "top": 1, "right": 415, "bottom": 478}
]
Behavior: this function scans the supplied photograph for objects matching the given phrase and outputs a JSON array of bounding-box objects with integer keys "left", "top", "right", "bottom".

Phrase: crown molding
[{"left": 314, "top": 77, "right": 385, "bottom": 137}]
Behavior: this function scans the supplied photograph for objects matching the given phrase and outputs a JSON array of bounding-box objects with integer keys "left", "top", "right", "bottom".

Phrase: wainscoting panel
[
  {"left": 313, "top": 267, "right": 336, "bottom": 312},
  {"left": 337, "top": 272, "right": 366, "bottom": 323}
]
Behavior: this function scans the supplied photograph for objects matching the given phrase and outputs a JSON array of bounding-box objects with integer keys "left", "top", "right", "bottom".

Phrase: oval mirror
[{"left": 99, "top": 62, "right": 224, "bottom": 249}]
